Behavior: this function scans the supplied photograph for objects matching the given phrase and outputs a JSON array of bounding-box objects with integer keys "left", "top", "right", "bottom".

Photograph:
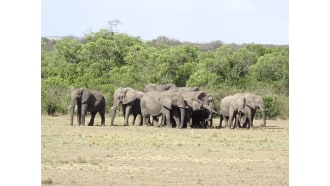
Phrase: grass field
[{"left": 41, "top": 114, "right": 288, "bottom": 185}]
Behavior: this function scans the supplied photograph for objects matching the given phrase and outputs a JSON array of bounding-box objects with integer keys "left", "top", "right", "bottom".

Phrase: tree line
[{"left": 41, "top": 26, "right": 289, "bottom": 119}]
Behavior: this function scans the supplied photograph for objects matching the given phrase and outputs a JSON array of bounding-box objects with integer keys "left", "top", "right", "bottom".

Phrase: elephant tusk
[
  {"left": 260, "top": 108, "right": 267, "bottom": 111},
  {"left": 178, "top": 105, "right": 185, "bottom": 108},
  {"left": 212, "top": 109, "right": 217, "bottom": 114}
]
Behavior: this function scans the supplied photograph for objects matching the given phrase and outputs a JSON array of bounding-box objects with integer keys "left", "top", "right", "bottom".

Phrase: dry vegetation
[{"left": 41, "top": 114, "right": 288, "bottom": 185}]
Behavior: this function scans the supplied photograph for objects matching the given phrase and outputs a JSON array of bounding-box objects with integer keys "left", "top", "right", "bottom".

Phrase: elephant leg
[
  {"left": 236, "top": 113, "right": 241, "bottom": 128},
  {"left": 240, "top": 113, "right": 246, "bottom": 128},
  {"left": 228, "top": 115, "right": 233, "bottom": 129},
  {"left": 138, "top": 114, "right": 143, "bottom": 126},
  {"left": 77, "top": 106, "right": 82, "bottom": 126},
  {"left": 142, "top": 114, "right": 147, "bottom": 126},
  {"left": 209, "top": 118, "right": 213, "bottom": 128},
  {"left": 250, "top": 110, "right": 256, "bottom": 128},
  {"left": 99, "top": 112, "right": 105, "bottom": 126},
  {"left": 132, "top": 114, "right": 137, "bottom": 125},
  {"left": 147, "top": 115, "right": 152, "bottom": 126},
  {"left": 234, "top": 114, "right": 240, "bottom": 129},
  {"left": 172, "top": 109, "right": 181, "bottom": 129},
  {"left": 88, "top": 112, "right": 97, "bottom": 126},
  {"left": 187, "top": 114, "right": 192, "bottom": 129},
  {"left": 81, "top": 105, "right": 88, "bottom": 126},
  {"left": 164, "top": 110, "right": 172, "bottom": 128},
  {"left": 77, "top": 112, "right": 81, "bottom": 126},
  {"left": 224, "top": 116, "right": 229, "bottom": 128},
  {"left": 123, "top": 105, "right": 132, "bottom": 126},
  {"left": 160, "top": 115, "right": 165, "bottom": 127},
  {"left": 186, "top": 110, "right": 193, "bottom": 128},
  {"left": 219, "top": 115, "right": 223, "bottom": 128},
  {"left": 245, "top": 110, "right": 252, "bottom": 128},
  {"left": 152, "top": 116, "right": 159, "bottom": 126}
]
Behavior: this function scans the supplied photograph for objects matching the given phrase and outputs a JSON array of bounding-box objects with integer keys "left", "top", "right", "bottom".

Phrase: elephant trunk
[
  {"left": 261, "top": 110, "right": 266, "bottom": 126},
  {"left": 110, "top": 105, "right": 118, "bottom": 126},
  {"left": 179, "top": 107, "right": 185, "bottom": 129},
  {"left": 70, "top": 98, "right": 76, "bottom": 126}
]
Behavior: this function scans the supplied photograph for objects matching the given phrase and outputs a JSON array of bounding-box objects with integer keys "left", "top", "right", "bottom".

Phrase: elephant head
[
  {"left": 110, "top": 87, "right": 138, "bottom": 125},
  {"left": 112, "top": 88, "right": 137, "bottom": 107},
  {"left": 244, "top": 93, "right": 266, "bottom": 126},
  {"left": 184, "top": 98, "right": 203, "bottom": 111}
]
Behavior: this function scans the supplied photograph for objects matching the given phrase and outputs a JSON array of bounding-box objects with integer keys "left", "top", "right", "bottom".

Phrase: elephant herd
[{"left": 69, "top": 84, "right": 266, "bottom": 129}]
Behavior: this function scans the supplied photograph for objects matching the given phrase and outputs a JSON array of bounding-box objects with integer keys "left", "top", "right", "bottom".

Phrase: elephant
[
  {"left": 110, "top": 87, "right": 144, "bottom": 126},
  {"left": 239, "top": 93, "right": 267, "bottom": 128},
  {"left": 219, "top": 94, "right": 245, "bottom": 129},
  {"left": 140, "top": 91, "right": 185, "bottom": 128},
  {"left": 70, "top": 88, "right": 106, "bottom": 126},
  {"left": 144, "top": 83, "right": 178, "bottom": 92}
]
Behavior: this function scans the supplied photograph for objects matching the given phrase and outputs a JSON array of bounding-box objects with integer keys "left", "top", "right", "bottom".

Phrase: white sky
[
  {"left": 4, "top": 1, "right": 330, "bottom": 185},
  {"left": 42, "top": 0, "right": 288, "bottom": 44}
]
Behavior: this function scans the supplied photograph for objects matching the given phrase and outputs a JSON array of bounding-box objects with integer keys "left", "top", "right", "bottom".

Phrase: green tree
[{"left": 248, "top": 46, "right": 289, "bottom": 95}]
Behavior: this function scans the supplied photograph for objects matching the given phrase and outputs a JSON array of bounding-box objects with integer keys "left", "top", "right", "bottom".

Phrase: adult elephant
[
  {"left": 219, "top": 94, "right": 245, "bottom": 129},
  {"left": 140, "top": 91, "right": 185, "bottom": 128},
  {"left": 240, "top": 93, "right": 267, "bottom": 128},
  {"left": 144, "top": 83, "right": 178, "bottom": 92},
  {"left": 70, "top": 88, "right": 106, "bottom": 126},
  {"left": 110, "top": 87, "right": 144, "bottom": 126}
]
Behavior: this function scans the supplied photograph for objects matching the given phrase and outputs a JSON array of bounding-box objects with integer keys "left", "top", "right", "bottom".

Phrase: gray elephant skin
[
  {"left": 70, "top": 88, "right": 106, "bottom": 126},
  {"left": 240, "top": 93, "right": 266, "bottom": 128},
  {"left": 110, "top": 87, "right": 144, "bottom": 126},
  {"left": 140, "top": 91, "right": 186, "bottom": 128},
  {"left": 144, "top": 84, "right": 178, "bottom": 92},
  {"left": 219, "top": 94, "right": 245, "bottom": 129}
]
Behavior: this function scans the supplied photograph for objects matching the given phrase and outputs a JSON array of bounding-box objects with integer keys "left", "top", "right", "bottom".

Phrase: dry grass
[{"left": 41, "top": 114, "right": 288, "bottom": 185}]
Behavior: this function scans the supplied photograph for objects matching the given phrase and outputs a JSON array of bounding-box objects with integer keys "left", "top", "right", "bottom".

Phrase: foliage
[{"left": 41, "top": 24, "right": 289, "bottom": 118}]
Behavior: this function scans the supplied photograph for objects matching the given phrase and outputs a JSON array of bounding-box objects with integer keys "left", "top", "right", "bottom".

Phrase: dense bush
[{"left": 41, "top": 25, "right": 289, "bottom": 118}]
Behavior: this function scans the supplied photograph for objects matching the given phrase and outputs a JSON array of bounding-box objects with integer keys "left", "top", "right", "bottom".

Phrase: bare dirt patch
[{"left": 42, "top": 115, "right": 288, "bottom": 185}]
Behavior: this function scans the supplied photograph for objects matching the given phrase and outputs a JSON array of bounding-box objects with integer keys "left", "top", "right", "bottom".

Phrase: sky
[{"left": 42, "top": 0, "right": 288, "bottom": 44}]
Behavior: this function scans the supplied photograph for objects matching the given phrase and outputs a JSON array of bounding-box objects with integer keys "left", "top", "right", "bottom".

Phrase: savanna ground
[{"left": 41, "top": 114, "right": 288, "bottom": 186}]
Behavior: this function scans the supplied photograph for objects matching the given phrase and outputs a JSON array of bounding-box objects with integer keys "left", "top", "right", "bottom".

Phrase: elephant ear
[
  {"left": 81, "top": 88, "right": 92, "bottom": 103},
  {"left": 123, "top": 88, "right": 137, "bottom": 104},
  {"left": 160, "top": 96, "right": 172, "bottom": 109}
]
